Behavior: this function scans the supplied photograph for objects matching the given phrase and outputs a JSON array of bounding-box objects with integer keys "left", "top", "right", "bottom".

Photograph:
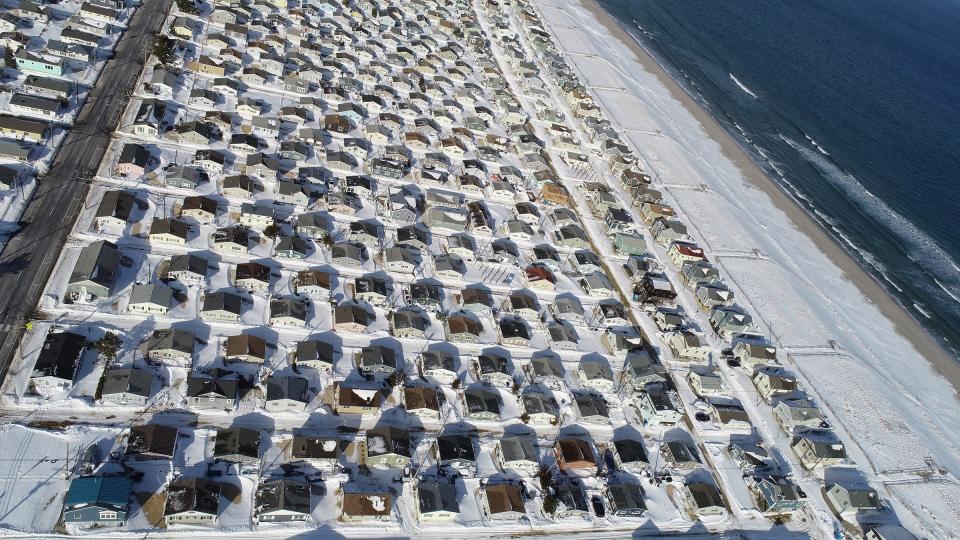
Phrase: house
[
  {"left": 550, "top": 296, "right": 587, "bottom": 326},
  {"left": 293, "top": 339, "right": 335, "bottom": 372},
  {"left": 651, "top": 219, "right": 692, "bottom": 246},
  {"left": 680, "top": 261, "right": 721, "bottom": 288},
  {"left": 389, "top": 308, "right": 429, "bottom": 339},
  {"left": 128, "top": 283, "right": 174, "bottom": 315},
  {"left": 15, "top": 49, "right": 65, "bottom": 76},
  {"left": 571, "top": 249, "right": 604, "bottom": 275},
  {"left": 573, "top": 390, "right": 610, "bottom": 424},
  {"left": 687, "top": 367, "right": 724, "bottom": 397},
  {"left": 363, "top": 426, "right": 411, "bottom": 469},
  {"left": 522, "top": 390, "right": 559, "bottom": 424},
  {"left": 525, "top": 265, "right": 556, "bottom": 291},
  {"left": 497, "top": 434, "right": 539, "bottom": 472},
  {"left": 67, "top": 240, "right": 120, "bottom": 299},
  {"left": 436, "top": 434, "right": 477, "bottom": 470},
  {"left": 221, "top": 175, "right": 258, "bottom": 198},
  {"left": 30, "top": 330, "right": 85, "bottom": 393},
  {"left": 355, "top": 344, "right": 398, "bottom": 376},
  {"left": 580, "top": 272, "right": 616, "bottom": 298},
  {"left": 149, "top": 218, "right": 190, "bottom": 246},
  {"left": 403, "top": 385, "right": 441, "bottom": 419},
  {"left": 685, "top": 481, "right": 726, "bottom": 518},
  {"left": 554, "top": 438, "right": 596, "bottom": 472},
  {"left": 728, "top": 441, "right": 770, "bottom": 472},
  {"left": 661, "top": 439, "right": 703, "bottom": 469},
  {"left": 161, "top": 254, "right": 207, "bottom": 287},
  {"left": 334, "top": 303, "right": 371, "bottom": 333},
  {"left": 213, "top": 427, "right": 260, "bottom": 466},
  {"left": 825, "top": 483, "right": 880, "bottom": 516},
  {"left": 667, "top": 331, "right": 711, "bottom": 361},
  {"left": 383, "top": 245, "right": 419, "bottom": 275},
  {"left": 115, "top": 143, "right": 150, "bottom": 177},
  {"left": 636, "top": 274, "right": 677, "bottom": 304},
  {"left": 124, "top": 424, "right": 177, "bottom": 461},
  {"left": 634, "top": 382, "right": 684, "bottom": 426},
  {"left": 166, "top": 166, "right": 207, "bottom": 190},
  {"left": 405, "top": 281, "right": 443, "bottom": 312},
  {"left": 547, "top": 321, "right": 579, "bottom": 350},
  {"left": 475, "top": 352, "right": 513, "bottom": 388},
  {"left": 419, "top": 349, "right": 459, "bottom": 385},
  {"left": 791, "top": 428, "right": 847, "bottom": 469},
  {"left": 225, "top": 334, "right": 267, "bottom": 364},
  {"left": 613, "top": 233, "right": 646, "bottom": 257},
  {"left": 733, "top": 342, "right": 777, "bottom": 368},
  {"left": 62, "top": 476, "right": 133, "bottom": 527},
  {"left": 482, "top": 483, "right": 526, "bottom": 521},
  {"left": 201, "top": 291, "right": 244, "bottom": 322},
  {"left": 265, "top": 376, "right": 310, "bottom": 412},
  {"left": 498, "top": 316, "right": 531, "bottom": 347},
  {"left": 752, "top": 365, "right": 799, "bottom": 402},
  {"left": 416, "top": 479, "right": 459, "bottom": 522},
  {"left": 709, "top": 308, "right": 756, "bottom": 339},
  {"left": 269, "top": 297, "right": 309, "bottom": 328},
  {"left": 695, "top": 283, "right": 735, "bottom": 311},
  {"left": 525, "top": 354, "right": 566, "bottom": 391},
  {"left": 94, "top": 190, "right": 136, "bottom": 229},
  {"left": 333, "top": 383, "right": 384, "bottom": 415},
  {"left": 606, "top": 481, "right": 647, "bottom": 517},
  {"left": 186, "top": 375, "right": 236, "bottom": 410},
  {"left": 611, "top": 439, "right": 649, "bottom": 473},
  {"left": 460, "top": 287, "right": 495, "bottom": 317},
  {"left": 706, "top": 397, "right": 752, "bottom": 430},
  {"left": 774, "top": 396, "right": 826, "bottom": 433},
  {"left": 552, "top": 480, "right": 590, "bottom": 519},
  {"left": 164, "top": 478, "right": 221, "bottom": 525},
  {"left": 747, "top": 475, "right": 807, "bottom": 515},
  {"left": 341, "top": 491, "right": 392, "bottom": 522},
  {"left": 0, "top": 115, "right": 47, "bottom": 142},
  {"left": 330, "top": 241, "right": 367, "bottom": 268},
  {"left": 288, "top": 434, "right": 342, "bottom": 469},
  {"left": 599, "top": 325, "right": 642, "bottom": 357},
  {"left": 99, "top": 366, "right": 153, "bottom": 405},
  {"left": 463, "top": 386, "right": 501, "bottom": 421},
  {"left": 578, "top": 358, "right": 615, "bottom": 392},
  {"left": 145, "top": 328, "right": 194, "bottom": 366},
  {"left": 255, "top": 478, "right": 312, "bottom": 523},
  {"left": 9, "top": 93, "right": 59, "bottom": 119},
  {"left": 668, "top": 243, "right": 708, "bottom": 266},
  {"left": 234, "top": 262, "right": 272, "bottom": 294}
]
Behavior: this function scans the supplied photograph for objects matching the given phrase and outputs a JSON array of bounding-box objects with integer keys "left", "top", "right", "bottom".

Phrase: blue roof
[{"left": 65, "top": 476, "right": 133, "bottom": 508}]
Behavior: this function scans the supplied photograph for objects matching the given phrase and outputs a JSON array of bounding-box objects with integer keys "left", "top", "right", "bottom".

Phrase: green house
[{"left": 63, "top": 476, "right": 133, "bottom": 527}]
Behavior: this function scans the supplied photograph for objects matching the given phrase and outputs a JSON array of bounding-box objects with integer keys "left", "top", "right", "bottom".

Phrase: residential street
[{"left": 0, "top": 0, "right": 174, "bottom": 383}]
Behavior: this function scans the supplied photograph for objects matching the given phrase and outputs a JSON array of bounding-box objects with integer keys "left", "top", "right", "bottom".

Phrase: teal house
[
  {"left": 63, "top": 476, "right": 133, "bottom": 527},
  {"left": 15, "top": 49, "right": 65, "bottom": 76}
]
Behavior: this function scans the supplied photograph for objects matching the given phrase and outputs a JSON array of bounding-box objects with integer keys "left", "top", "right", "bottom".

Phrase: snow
[{"left": 531, "top": 0, "right": 960, "bottom": 537}]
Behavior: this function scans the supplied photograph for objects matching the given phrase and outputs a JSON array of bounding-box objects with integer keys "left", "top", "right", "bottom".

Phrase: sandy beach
[{"left": 579, "top": 0, "right": 960, "bottom": 395}]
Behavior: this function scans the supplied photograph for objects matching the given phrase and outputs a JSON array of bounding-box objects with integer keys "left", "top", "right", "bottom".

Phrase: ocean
[{"left": 595, "top": 0, "right": 960, "bottom": 359}]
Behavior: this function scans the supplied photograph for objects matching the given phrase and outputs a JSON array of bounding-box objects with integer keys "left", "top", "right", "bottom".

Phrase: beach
[
  {"left": 531, "top": 0, "right": 960, "bottom": 534},
  {"left": 578, "top": 0, "right": 960, "bottom": 393}
]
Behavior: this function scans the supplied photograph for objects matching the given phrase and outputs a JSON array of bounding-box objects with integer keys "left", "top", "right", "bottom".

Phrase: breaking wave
[
  {"left": 729, "top": 73, "right": 759, "bottom": 100},
  {"left": 782, "top": 136, "right": 960, "bottom": 306}
]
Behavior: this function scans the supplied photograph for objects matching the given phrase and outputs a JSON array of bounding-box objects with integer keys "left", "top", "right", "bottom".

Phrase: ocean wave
[
  {"left": 803, "top": 132, "right": 831, "bottom": 155},
  {"left": 729, "top": 73, "right": 759, "bottom": 100},
  {"left": 782, "top": 136, "right": 960, "bottom": 305},
  {"left": 913, "top": 302, "right": 934, "bottom": 319}
]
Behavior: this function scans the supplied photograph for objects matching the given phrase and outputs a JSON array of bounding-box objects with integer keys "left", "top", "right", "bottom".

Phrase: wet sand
[{"left": 578, "top": 0, "right": 960, "bottom": 394}]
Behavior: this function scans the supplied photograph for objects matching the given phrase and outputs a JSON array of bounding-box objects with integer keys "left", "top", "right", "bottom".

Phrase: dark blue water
[{"left": 596, "top": 0, "right": 960, "bottom": 359}]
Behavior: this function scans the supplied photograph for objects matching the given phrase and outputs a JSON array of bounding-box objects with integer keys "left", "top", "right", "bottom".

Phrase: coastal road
[{"left": 0, "top": 0, "right": 173, "bottom": 385}]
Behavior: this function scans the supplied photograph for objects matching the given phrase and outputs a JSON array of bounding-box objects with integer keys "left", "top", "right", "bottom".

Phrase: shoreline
[{"left": 579, "top": 0, "right": 960, "bottom": 395}]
